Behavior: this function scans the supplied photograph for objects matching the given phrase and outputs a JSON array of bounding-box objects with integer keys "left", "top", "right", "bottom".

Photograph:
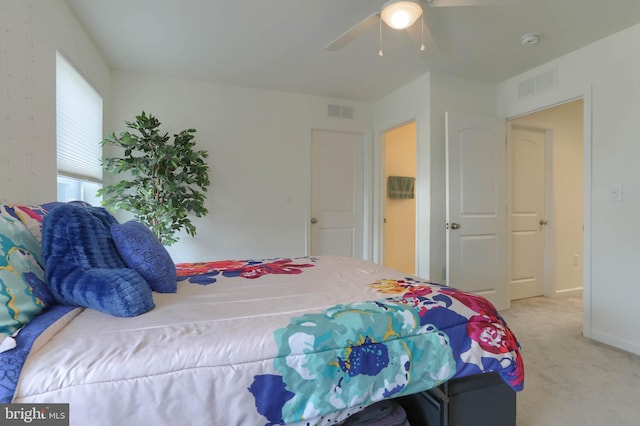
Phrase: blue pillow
[
  {"left": 41, "top": 204, "right": 154, "bottom": 317},
  {"left": 111, "top": 221, "right": 177, "bottom": 293}
]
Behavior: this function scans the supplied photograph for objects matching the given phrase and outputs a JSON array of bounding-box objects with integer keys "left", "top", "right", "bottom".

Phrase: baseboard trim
[
  {"left": 553, "top": 287, "right": 583, "bottom": 297},
  {"left": 590, "top": 330, "right": 640, "bottom": 357}
]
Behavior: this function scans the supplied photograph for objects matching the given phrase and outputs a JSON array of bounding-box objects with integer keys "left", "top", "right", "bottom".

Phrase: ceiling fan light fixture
[{"left": 381, "top": 1, "right": 423, "bottom": 30}]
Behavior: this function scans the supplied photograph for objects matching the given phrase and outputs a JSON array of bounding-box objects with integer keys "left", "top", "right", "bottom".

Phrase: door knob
[
  {"left": 539, "top": 219, "right": 548, "bottom": 226},
  {"left": 450, "top": 222, "right": 460, "bottom": 230},
  {"left": 310, "top": 217, "right": 317, "bottom": 224}
]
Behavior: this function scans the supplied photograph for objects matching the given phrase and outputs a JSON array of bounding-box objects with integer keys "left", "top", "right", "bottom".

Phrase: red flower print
[
  {"left": 176, "top": 258, "right": 315, "bottom": 281},
  {"left": 440, "top": 289, "right": 497, "bottom": 316},
  {"left": 176, "top": 260, "right": 248, "bottom": 277},
  {"left": 467, "top": 315, "right": 512, "bottom": 354}
]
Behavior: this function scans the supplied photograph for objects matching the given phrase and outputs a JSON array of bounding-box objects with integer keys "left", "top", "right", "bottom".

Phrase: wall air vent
[
  {"left": 328, "top": 104, "right": 341, "bottom": 117},
  {"left": 328, "top": 104, "right": 354, "bottom": 119},
  {"left": 517, "top": 68, "right": 557, "bottom": 99}
]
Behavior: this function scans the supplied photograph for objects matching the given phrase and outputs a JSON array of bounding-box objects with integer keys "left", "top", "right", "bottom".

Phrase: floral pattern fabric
[
  {"left": 0, "top": 204, "right": 49, "bottom": 243},
  {"left": 0, "top": 305, "right": 77, "bottom": 402},
  {"left": 249, "top": 276, "right": 524, "bottom": 425},
  {"left": 176, "top": 257, "right": 316, "bottom": 284},
  {"left": 7, "top": 256, "right": 523, "bottom": 426},
  {"left": 0, "top": 215, "right": 53, "bottom": 337}
]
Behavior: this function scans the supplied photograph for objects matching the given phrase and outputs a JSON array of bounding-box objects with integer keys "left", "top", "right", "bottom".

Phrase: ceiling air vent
[
  {"left": 517, "top": 68, "right": 557, "bottom": 99},
  {"left": 328, "top": 104, "right": 354, "bottom": 119}
]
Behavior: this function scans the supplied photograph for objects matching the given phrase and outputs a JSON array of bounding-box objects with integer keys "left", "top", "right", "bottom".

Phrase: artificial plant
[{"left": 98, "top": 112, "right": 210, "bottom": 246}]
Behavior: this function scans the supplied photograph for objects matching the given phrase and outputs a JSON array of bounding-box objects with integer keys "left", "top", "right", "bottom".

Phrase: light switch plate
[{"left": 609, "top": 185, "right": 623, "bottom": 202}]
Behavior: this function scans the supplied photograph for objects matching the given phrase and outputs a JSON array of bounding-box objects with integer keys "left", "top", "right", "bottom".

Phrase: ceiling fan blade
[
  {"left": 325, "top": 13, "right": 379, "bottom": 51},
  {"left": 425, "top": 0, "right": 513, "bottom": 6}
]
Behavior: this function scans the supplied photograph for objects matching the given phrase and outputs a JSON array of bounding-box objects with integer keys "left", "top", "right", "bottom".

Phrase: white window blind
[{"left": 56, "top": 52, "right": 103, "bottom": 182}]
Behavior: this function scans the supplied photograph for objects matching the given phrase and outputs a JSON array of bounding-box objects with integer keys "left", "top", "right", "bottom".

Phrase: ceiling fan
[{"left": 325, "top": 0, "right": 511, "bottom": 54}]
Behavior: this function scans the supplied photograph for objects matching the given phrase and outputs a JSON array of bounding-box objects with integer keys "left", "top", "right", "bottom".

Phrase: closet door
[{"left": 309, "top": 129, "right": 364, "bottom": 258}]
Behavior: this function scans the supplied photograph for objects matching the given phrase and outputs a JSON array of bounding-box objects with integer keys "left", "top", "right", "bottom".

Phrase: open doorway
[
  {"left": 382, "top": 121, "right": 417, "bottom": 275},
  {"left": 508, "top": 99, "right": 584, "bottom": 300}
]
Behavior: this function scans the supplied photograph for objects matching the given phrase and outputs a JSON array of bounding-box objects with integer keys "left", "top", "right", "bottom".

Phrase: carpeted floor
[{"left": 499, "top": 295, "right": 640, "bottom": 425}]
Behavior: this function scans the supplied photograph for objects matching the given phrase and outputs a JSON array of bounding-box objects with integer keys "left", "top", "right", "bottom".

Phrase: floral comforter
[{"left": 11, "top": 256, "right": 523, "bottom": 426}]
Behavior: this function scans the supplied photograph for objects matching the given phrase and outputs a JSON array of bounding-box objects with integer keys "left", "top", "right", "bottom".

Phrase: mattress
[{"left": 10, "top": 256, "right": 523, "bottom": 425}]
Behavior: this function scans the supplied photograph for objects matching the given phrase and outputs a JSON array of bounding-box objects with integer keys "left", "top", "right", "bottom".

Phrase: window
[
  {"left": 56, "top": 52, "right": 103, "bottom": 203},
  {"left": 56, "top": 175, "right": 103, "bottom": 207}
]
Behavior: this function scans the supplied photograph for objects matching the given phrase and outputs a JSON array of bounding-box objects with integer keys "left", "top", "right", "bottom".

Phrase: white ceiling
[{"left": 65, "top": 0, "right": 640, "bottom": 102}]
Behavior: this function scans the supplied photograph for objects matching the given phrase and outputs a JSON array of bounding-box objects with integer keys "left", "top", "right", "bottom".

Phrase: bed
[{"left": 0, "top": 203, "right": 524, "bottom": 425}]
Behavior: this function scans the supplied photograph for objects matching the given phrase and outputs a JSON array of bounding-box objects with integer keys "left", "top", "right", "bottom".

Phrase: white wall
[
  {"left": 372, "top": 73, "right": 430, "bottom": 277},
  {"left": 372, "top": 73, "right": 496, "bottom": 281},
  {"left": 377, "top": 73, "right": 584, "bottom": 308},
  {"left": 110, "top": 71, "right": 372, "bottom": 263},
  {"left": 0, "top": 0, "right": 111, "bottom": 205},
  {"left": 498, "top": 23, "right": 640, "bottom": 355}
]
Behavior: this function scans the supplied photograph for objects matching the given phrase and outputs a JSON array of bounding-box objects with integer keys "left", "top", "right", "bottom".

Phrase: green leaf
[{"left": 100, "top": 112, "right": 211, "bottom": 245}]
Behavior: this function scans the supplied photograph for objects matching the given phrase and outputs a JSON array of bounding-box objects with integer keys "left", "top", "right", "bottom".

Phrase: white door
[
  {"left": 309, "top": 129, "right": 364, "bottom": 258},
  {"left": 509, "top": 125, "right": 547, "bottom": 300},
  {"left": 446, "top": 112, "right": 508, "bottom": 310}
]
